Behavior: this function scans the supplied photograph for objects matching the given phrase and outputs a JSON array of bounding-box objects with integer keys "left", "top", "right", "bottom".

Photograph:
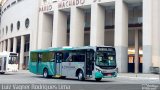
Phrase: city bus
[
  {"left": 29, "top": 46, "right": 117, "bottom": 81},
  {"left": 0, "top": 51, "right": 19, "bottom": 74}
]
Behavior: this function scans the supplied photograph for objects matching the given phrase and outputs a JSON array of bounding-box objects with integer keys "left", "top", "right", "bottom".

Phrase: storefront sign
[
  {"left": 39, "top": 0, "right": 102, "bottom": 12},
  {"left": 39, "top": 5, "right": 53, "bottom": 12},
  {"left": 58, "top": 0, "right": 85, "bottom": 8}
]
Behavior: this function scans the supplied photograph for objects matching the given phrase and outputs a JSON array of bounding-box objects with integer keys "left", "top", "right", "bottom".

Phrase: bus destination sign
[{"left": 97, "top": 47, "right": 114, "bottom": 51}]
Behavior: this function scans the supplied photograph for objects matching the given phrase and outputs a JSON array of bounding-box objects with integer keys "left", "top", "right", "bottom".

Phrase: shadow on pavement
[{"left": 31, "top": 75, "right": 114, "bottom": 83}]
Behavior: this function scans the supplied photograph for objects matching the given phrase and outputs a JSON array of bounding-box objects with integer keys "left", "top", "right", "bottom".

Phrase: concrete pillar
[
  {"left": 1, "top": 42, "right": 3, "bottom": 52},
  {"left": 3, "top": 40, "right": 6, "bottom": 51},
  {"left": 143, "top": 0, "right": 153, "bottom": 73},
  {"left": 114, "top": 0, "right": 128, "bottom": 73},
  {"left": 13, "top": 37, "right": 17, "bottom": 53},
  {"left": 90, "top": 4, "right": 105, "bottom": 46},
  {"left": 20, "top": 35, "right": 25, "bottom": 70},
  {"left": 0, "top": 42, "right": 2, "bottom": 52},
  {"left": 38, "top": 13, "right": 53, "bottom": 49},
  {"left": 70, "top": 7, "right": 85, "bottom": 47},
  {"left": 152, "top": 0, "right": 160, "bottom": 68},
  {"left": 135, "top": 30, "right": 139, "bottom": 73},
  {"left": 52, "top": 10, "right": 67, "bottom": 47},
  {"left": 29, "top": 0, "right": 41, "bottom": 51},
  {"left": 7, "top": 39, "right": 11, "bottom": 52}
]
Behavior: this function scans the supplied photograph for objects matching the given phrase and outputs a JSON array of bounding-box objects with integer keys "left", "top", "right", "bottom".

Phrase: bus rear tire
[
  {"left": 78, "top": 71, "right": 85, "bottom": 81},
  {"left": 95, "top": 78, "right": 102, "bottom": 81},
  {"left": 0, "top": 72, "right": 5, "bottom": 74},
  {"left": 43, "top": 69, "right": 49, "bottom": 78}
]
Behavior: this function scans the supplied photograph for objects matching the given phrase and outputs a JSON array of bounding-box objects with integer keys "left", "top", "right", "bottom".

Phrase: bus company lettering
[
  {"left": 39, "top": 5, "right": 52, "bottom": 12},
  {"left": 58, "top": 0, "right": 85, "bottom": 8}
]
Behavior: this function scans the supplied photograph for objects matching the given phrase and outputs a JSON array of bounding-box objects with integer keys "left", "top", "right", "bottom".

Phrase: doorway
[{"left": 128, "top": 55, "right": 142, "bottom": 73}]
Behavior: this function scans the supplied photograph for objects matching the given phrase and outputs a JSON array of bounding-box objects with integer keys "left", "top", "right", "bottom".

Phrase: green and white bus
[
  {"left": 0, "top": 51, "right": 19, "bottom": 74},
  {"left": 29, "top": 46, "right": 117, "bottom": 81}
]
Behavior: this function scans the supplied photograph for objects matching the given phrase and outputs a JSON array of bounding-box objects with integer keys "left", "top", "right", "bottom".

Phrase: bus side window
[
  {"left": 9, "top": 57, "right": 12, "bottom": 64},
  {"left": 38, "top": 53, "right": 42, "bottom": 62},
  {"left": 50, "top": 52, "right": 55, "bottom": 62},
  {"left": 63, "top": 52, "right": 69, "bottom": 62},
  {"left": 65, "top": 55, "right": 72, "bottom": 62},
  {"left": 72, "top": 55, "right": 85, "bottom": 62}
]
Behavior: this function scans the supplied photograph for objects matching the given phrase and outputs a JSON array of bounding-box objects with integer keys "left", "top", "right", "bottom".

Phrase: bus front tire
[
  {"left": 43, "top": 69, "right": 49, "bottom": 78},
  {"left": 95, "top": 78, "right": 102, "bottom": 81},
  {"left": 78, "top": 71, "right": 85, "bottom": 81},
  {"left": 0, "top": 72, "right": 5, "bottom": 74}
]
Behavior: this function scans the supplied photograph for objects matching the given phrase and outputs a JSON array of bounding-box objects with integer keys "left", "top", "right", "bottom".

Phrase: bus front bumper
[{"left": 95, "top": 72, "right": 117, "bottom": 78}]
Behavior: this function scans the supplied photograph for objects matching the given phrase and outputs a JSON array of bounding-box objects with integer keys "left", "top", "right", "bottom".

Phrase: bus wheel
[
  {"left": 43, "top": 69, "right": 49, "bottom": 78},
  {"left": 0, "top": 72, "right": 5, "bottom": 74},
  {"left": 78, "top": 71, "right": 84, "bottom": 81},
  {"left": 95, "top": 78, "right": 102, "bottom": 81}
]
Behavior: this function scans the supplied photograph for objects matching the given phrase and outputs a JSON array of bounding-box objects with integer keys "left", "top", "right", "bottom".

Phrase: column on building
[
  {"left": 52, "top": 9, "right": 67, "bottom": 47},
  {"left": 3, "top": 40, "right": 6, "bottom": 51},
  {"left": 135, "top": 30, "right": 139, "bottom": 73},
  {"left": 29, "top": 0, "right": 40, "bottom": 51},
  {"left": 151, "top": 0, "right": 160, "bottom": 68},
  {"left": 114, "top": 0, "right": 128, "bottom": 73},
  {"left": 20, "top": 36, "right": 25, "bottom": 70},
  {"left": 7, "top": 38, "right": 11, "bottom": 52},
  {"left": 90, "top": 3, "right": 105, "bottom": 46},
  {"left": 69, "top": 7, "right": 85, "bottom": 46},
  {"left": 1, "top": 42, "right": 3, "bottom": 52},
  {"left": 13, "top": 37, "right": 17, "bottom": 53},
  {"left": 0, "top": 42, "right": 2, "bottom": 52},
  {"left": 143, "top": 0, "right": 156, "bottom": 73},
  {"left": 38, "top": 12, "right": 53, "bottom": 49}
]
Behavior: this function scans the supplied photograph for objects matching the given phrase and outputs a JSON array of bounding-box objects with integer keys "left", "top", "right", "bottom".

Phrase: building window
[
  {"left": 17, "top": 0, "right": 22, "bottom": 2},
  {"left": 7, "top": 5, "right": 10, "bottom": 9},
  {"left": 11, "top": 1, "right": 16, "bottom": 5},
  {"left": 25, "top": 18, "right": 30, "bottom": 28},
  {"left": 17, "top": 21, "right": 20, "bottom": 30},
  {"left": 43, "top": 0, "right": 47, "bottom": 3},
  {"left": 2, "top": 28, "right": 4, "bottom": 35},
  {"left": 11, "top": 23, "right": 13, "bottom": 32},
  {"left": 6, "top": 26, "right": 8, "bottom": 34}
]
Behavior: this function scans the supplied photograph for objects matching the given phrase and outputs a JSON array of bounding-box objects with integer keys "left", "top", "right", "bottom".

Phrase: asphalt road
[{"left": 0, "top": 71, "right": 159, "bottom": 90}]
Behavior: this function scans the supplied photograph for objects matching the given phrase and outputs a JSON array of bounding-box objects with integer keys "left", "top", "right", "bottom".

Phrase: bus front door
[
  {"left": 85, "top": 50, "right": 94, "bottom": 77},
  {"left": 55, "top": 52, "right": 63, "bottom": 76},
  {"left": 37, "top": 54, "right": 42, "bottom": 74}
]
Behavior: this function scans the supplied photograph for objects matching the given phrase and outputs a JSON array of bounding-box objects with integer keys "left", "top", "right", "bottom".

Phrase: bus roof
[{"left": 30, "top": 46, "right": 114, "bottom": 53}]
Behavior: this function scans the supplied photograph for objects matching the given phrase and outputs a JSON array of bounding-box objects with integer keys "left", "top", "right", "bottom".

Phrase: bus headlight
[{"left": 96, "top": 68, "right": 102, "bottom": 73}]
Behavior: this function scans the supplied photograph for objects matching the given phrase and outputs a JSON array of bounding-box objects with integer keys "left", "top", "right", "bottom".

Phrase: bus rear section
[
  {"left": 29, "top": 51, "right": 55, "bottom": 78},
  {"left": 0, "top": 52, "right": 18, "bottom": 74}
]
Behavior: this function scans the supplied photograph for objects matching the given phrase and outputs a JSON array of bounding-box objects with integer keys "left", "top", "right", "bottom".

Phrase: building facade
[{"left": 0, "top": 0, "right": 160, "bottom": 73}]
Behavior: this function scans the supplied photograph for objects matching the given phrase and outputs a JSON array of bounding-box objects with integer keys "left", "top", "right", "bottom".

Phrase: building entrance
[{"left": 128, "top": 55, "right": 142, "bottom": 73}]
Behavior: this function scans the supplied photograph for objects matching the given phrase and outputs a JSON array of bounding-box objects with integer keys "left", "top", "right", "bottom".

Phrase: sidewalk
[{"left": 117, "top": 73, "right": 160, "bottom": 80}]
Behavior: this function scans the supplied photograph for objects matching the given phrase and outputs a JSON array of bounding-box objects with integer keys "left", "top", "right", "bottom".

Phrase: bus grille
[{"left": 102, "top": 72, "right": 115, "bottom": 76}]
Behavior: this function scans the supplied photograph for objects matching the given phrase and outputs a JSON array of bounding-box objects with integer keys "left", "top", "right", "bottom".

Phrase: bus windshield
[
  {"left": 96, "top": 51, "right": 116, "bottom": 67},
  {"left": 9, "top": 56, "right": 18, "bottom": 64}
]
